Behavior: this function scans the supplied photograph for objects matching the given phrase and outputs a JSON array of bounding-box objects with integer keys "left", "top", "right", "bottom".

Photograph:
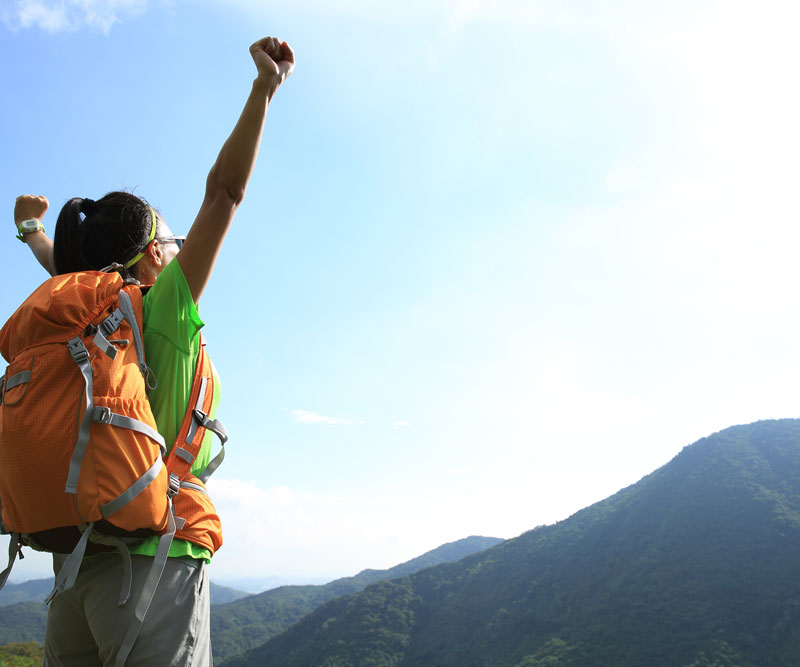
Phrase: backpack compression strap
[
  {"left": 113, "top": 504, "right": 177, "bottom": 667},
  {"left": 0, "top": 533, "right": 21, "bottom": 592}
]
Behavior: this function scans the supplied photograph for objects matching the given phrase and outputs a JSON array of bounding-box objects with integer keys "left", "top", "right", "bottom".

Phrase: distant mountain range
[
  {"left": 211, "top": 535, "right": 503, "bottom": 663},
  {"left": 0, "top": 578, "right": 53, "bottom": 607},
  {"left": 219, "top": 419, "right": 800, "bottom": 666}
]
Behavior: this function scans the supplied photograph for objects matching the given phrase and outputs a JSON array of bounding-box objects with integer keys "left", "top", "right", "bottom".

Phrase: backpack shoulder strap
[{"left": 164, "top": 341, "right": 228, "bottom": 491}]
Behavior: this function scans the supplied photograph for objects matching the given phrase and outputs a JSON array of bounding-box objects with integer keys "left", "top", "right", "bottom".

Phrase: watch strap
[{"left": 16, "top": 219, "right": 45, "bottom": 243}]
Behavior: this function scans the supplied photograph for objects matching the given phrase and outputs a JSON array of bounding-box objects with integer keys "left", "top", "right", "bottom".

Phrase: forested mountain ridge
[
  {"left": 211, "top": 535, "right": 503, "bottom": 663},
  {"left": 0, "top": 578, "right": 247, "bottom": 607},
  {"left": 222, "top": 419, "right": 800, "bottom": 666}
]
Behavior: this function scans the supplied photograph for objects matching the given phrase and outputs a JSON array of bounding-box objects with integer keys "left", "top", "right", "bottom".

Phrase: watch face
[{"left": 22, "top": 220, "right": 40, "bottom": 232}]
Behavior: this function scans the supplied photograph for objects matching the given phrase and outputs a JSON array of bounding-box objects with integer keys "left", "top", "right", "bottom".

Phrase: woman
[{"left": 12, "top": 35, "right": 294, "bottom": 667}]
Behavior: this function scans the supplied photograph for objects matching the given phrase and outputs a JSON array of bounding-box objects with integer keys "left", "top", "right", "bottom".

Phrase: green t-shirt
[{"left": 126, "top": 259, "right": 218, "bottom": 561}]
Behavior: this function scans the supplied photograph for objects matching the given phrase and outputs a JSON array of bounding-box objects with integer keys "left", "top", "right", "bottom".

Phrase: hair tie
[{"left": 81, "top": 198, "right": 97, "bottom": 217}]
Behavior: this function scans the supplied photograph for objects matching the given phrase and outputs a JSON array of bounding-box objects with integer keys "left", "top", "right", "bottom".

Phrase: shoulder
[{"left": 142, "top": 259, "right": 205, "bottom": 341}]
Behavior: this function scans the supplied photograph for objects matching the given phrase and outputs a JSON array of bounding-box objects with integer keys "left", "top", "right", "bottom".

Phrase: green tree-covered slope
[
  {"left": 0, "top": 603, "right": 47, "bottom": 645},
  {"left": 211, "top": 536, "right": 502, "bottom": 663},
  {"left": 223, "top": 419, "right": 800, "bottom": 666},
  {"left": 0, "top": 643, "right": 44, "bottom": 667}
]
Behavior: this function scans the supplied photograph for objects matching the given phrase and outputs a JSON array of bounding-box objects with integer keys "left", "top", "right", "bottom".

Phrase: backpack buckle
[
  {"left": 67, "top": 338, "right": 89, "bottom": 364},
  {"left": 91, "top": 406, "right": 113, "bottom": 424},
  {"left": 99, "top": 309, "right": 124, "bottom": 337},
  {"left": 167, "top": 473, "right": 180, "bottom": 499}
]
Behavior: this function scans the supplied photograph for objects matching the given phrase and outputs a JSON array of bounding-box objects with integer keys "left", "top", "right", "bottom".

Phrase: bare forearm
[
  {"left": 25, "top": 232, "right": 56, "bottom": 276},
  {"left": 206, "top": 77, "right": 275, "bottom": 207},
  {"left": 178, "top": 78, "right": 274, "bottom": 300}
]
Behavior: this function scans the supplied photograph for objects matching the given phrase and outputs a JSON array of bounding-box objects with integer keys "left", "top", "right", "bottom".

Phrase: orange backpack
[{"left": 0, "top": 271, "right": 226, "bottom": 641}]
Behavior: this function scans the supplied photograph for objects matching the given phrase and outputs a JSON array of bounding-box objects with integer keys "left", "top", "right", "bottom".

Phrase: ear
[{"left": 146, "top": 239, "right": 163, "bottom": 266}]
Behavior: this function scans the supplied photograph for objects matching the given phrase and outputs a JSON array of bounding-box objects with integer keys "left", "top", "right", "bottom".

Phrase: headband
[{"left": 123, "top": 206, "right": 158, "bottom": 269}]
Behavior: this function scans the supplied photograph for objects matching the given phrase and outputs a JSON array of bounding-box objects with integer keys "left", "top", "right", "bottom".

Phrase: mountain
[
  {"left": 0, "top": 578, "right": 53, "bottom": 606},
  {"left": 213, "top": 575, "right": 332, "bottom": 593},
  {"left": 0, "top": 602, "right": 47, "bottom": 645},
  {"left": 211, "top": 536, "right": 503, "bottom": 663},
  {"left": 221, "top": 419, "right": 800, "bottom": 666},
  {"left": 210, "top": 582, "right": 251, "bottom": 605}
]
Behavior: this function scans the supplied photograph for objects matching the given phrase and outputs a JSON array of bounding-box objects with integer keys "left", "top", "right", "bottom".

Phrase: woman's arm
[
  {"left": 176, "top": 36, "right": 295, "bottom": 303},
  {"left": 14, "top": 194, "right": 56, "bottom": 276}
]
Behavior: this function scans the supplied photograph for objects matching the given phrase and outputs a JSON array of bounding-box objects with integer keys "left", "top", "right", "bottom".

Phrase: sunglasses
[{"left": 157, "top": 235, "right": 186, "bottom": 249}]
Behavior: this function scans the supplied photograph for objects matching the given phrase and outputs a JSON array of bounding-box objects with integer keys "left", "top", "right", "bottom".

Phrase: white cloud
[
  {"left": 2, "top": 0, "right": 150, "bottom": 33},
  {"left": 390, "top": 420, "right": 411, "bottom": 429},
  {"left": 290, "top": 409, "right": 365, "bottom": 426},
  {"left": 205, "top": 478, "right": 514, "bottom": 581},
  {"left": 206, "top": 478, "right": 376, "bottom": 578}
]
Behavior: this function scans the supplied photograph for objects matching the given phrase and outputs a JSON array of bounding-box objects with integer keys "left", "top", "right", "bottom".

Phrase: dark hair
[{"left": 53, "top": 192, "right": 156, "bottom": 279}]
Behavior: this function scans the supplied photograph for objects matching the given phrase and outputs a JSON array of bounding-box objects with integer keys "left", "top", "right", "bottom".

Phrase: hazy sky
[{"left": 2, "top": 0, "right": 800, "bottom": 585}]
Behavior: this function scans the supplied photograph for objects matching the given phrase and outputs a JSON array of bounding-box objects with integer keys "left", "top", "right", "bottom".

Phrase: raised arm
[
  {"left": 176, "top": 36, "right": 295, "bottom": 303},
  {"left": 14, "top": 195, "right": 56, "bottom": 276}
]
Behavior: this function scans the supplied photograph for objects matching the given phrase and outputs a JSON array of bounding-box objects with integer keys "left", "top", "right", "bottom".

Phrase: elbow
[{"left": 206, "top": 166, "right": 246, "bottom": 208}]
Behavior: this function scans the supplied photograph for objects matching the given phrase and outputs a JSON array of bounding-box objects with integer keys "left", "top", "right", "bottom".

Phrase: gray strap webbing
[
  {"left": 114, "top": 504, "right": 177, "bottom": 667},
  {"left": 179, "top": 480, "right": 209, "bottom": 497},
  {"left": 0, "top": 533, "right": 20, "bottom": 593},
  {"left": 93, "top": 329, "right": 117, "bottom": 360},
  {"left": 199, "top": 444, "right": 225, "bottom": 484},
  {"left": 65, "top": 338, "right": 95, "bottom": 494},
  {"left": 98, "top": 536, "right": 134, "bottom": 606},
  {"left": 93, "top": 308, "right": 124, "bottom": 360},
  {"left": 45, "top": 523, "right": 95, "bottom": 605},
  {"left": 100, "top": 457, "right": 164, "bottom": 518},
  {"left": 175, "top": 447, "right": 194, "bottom": 464},
  {"left": 90, "top": 407, "right": 166, "bottom": 454},
  {"left": 117, "top": 291, "right": 156, "bottom": 389},
  {"left": 195, "top": 411, "right": 228, "bottom": 484},
  {"left": 4, "top": 371, "right": 31, "bottom": 392}
]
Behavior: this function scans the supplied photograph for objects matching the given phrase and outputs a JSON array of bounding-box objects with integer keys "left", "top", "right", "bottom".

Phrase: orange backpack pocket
[
  {"left": 77, "top": 395, "right": 169, "bottom": 533},
  {"left": 0, "top": 347, "right": 83, "bottom": 534},
  {"left": 173, "top": 474, "right": 222, "bottom": 555}
]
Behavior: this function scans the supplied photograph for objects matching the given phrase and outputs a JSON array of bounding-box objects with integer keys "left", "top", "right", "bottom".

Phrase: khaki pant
[{"left": 44, "top": 553, "right": 211, "bottom": 667}]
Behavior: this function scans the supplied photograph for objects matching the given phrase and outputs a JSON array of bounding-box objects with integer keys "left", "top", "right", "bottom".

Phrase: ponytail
[
  {"left": 53, "top": 198, "right": 90, "bottom": 275},
  {"left": 53, "top": 192, "right": 155, "bottom": 278}
]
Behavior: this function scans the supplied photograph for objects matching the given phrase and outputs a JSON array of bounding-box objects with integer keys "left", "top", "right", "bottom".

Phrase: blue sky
[{"left": 2, "top": 0, "right": 800, "bottom": 585}]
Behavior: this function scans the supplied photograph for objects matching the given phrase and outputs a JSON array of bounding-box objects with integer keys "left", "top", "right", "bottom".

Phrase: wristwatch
[{"left": 16, "top": 219, "right": 45, "bottom": 242}]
